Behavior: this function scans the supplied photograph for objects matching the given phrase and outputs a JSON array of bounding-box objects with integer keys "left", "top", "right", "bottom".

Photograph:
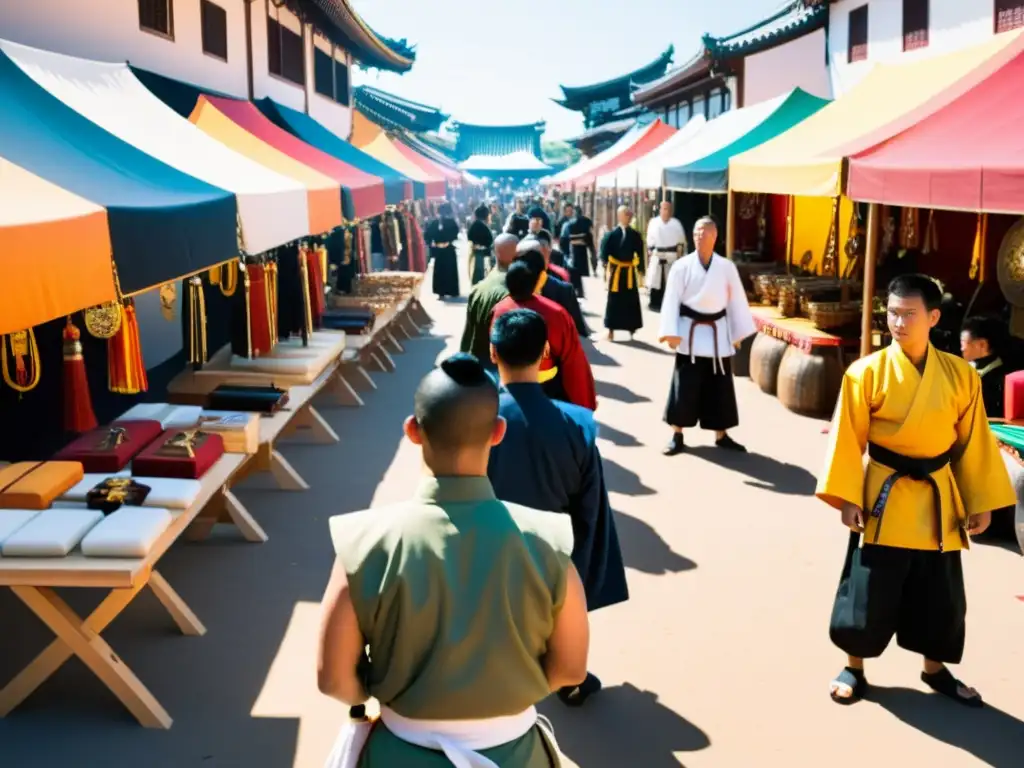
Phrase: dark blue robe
[{"left": 488, "top": 382, "right": 628, "bottom": 612}]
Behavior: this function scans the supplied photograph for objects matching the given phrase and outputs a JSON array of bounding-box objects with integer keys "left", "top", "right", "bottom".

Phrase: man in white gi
[
  {"left": 646, "top": 200, "right": 688, "bottom": 312},
  {"left": 658, "top": 216, "right": 757, "bottom": 455}
]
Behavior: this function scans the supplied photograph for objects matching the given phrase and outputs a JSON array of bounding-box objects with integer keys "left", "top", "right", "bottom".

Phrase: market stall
[{"left": 351, "top": 111, "right": 446, "bottom": 199}]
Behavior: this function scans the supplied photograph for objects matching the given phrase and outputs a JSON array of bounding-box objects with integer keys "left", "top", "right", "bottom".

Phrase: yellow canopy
[
  {"left": 729, "top": 31, "right": 1024, "bottom": 197},
  {"left": 351, "top": 111, "right": 435, "bottom": 183}
]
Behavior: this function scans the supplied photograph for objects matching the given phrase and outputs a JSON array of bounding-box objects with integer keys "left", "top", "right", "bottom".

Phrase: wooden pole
[
  {"left": 725, "top": 189, "right": 736, "bottom": 259},
  {"left": 860, "top": 202, "right": 880, "bottom": 359}
]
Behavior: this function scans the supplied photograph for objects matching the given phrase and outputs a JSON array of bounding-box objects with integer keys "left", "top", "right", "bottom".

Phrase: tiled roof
[
  {"left": 451, "top": 122, "right": 546, "bottom": 162},
  {"left": 554, "top": 47, "right": 674, "bottom": 110},
  {"left": 287, "top": 0, "right": 415, "bottom": 73},
  {"left": 703, "top": 1, "right": 827, "bottom": 60},
  {"left": 630, "top": 49, "right": 711, "bottom": 105},
  {"left": 565, "top": 117, "right": 636, "bottom": 146},
  {"left": 353, "top": 86, "right": 447, "bottom": 132}
]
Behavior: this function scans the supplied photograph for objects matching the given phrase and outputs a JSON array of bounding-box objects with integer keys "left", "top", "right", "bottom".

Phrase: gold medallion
[
  {"left": 159, "top": 282, "right": 177, "bottom": 321},
  {"left": 84, "top": 301, "right": 123, "bottom": 339}
]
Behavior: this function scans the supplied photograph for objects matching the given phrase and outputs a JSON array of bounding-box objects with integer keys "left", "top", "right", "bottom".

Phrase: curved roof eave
[
  {"left": 556, "top": 46, "right": 674, "bottom": 105},
  {"left": 289, "top": 0, "right": 415, "bottom": 73}
]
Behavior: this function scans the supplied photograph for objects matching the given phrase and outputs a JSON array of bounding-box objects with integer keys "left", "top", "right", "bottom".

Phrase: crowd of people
[{"left": 314, "top": 193, "right": 1017, "bottom": 766}]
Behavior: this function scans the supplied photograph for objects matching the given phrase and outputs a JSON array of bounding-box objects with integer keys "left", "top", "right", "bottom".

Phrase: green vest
[
  {"left": 330, "top": 476, "right": 572, "bottom": 767},
  {"left": 460, "top": 269, "right": 509, "bottom": 363}
]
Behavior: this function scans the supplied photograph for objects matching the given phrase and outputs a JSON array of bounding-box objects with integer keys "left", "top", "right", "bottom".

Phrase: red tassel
[
  {"left": 63, "top": 318, "right": 97, "bottom": 433},
  {"left": 305, "top": 247, "right": 326, "bottom": 328},
  {"left": 247, "top": 264, "right": 273, "bottom": 356},
  {"left": 107, "top": 300, "right": 148, "bottom": 394},
  {"left": 409, "top": 215, "right": 428, "bottom": 273}
]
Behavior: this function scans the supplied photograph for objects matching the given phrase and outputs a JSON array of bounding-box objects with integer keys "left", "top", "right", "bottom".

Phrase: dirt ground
[{"left": 1, "top": 264, "right": 1022, "bottom": 767}]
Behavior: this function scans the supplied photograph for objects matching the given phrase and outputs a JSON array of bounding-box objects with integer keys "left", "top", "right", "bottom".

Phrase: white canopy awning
[
  {"left": 459, "top": 151, "right": 551, "bottom": 173},
  {"left": 1, "top": 39, "right": 310, "bottom": 253},
  {"left": 596, "top": 116, "right": 707, "bottom": 189}
]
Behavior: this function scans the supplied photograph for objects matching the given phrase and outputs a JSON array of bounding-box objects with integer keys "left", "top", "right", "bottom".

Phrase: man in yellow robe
[{"left": 817, "top": 274, "right": 1015, "bottom": 708}]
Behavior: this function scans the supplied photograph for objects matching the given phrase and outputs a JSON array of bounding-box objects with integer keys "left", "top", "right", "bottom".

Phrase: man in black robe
[
  {"left": 599, "top": 205, "right": 645, "bottom": 340},
  {"left": 560, "top": 204, "right": 595, "bottom": 298},
  {"left": 527, "top": 205, "right": 551, "bottom": 235},
  {"left": 961, "top": 315, "right": 1009, "bottom": 418},
  {"left": 553, "top": 201, "right": 574, "bottom": 255},
  {"left": 424, "top": 202, "right": 460, "bottom": 299},
  {"left": 520, "top": 232, "right": 590, "bottom": 336},
  {"left": 467, "top": 203, "right": 494, "bottom": 286},
  {"left": 487, "top": 308, "right": 628, "bottom": 707},
  {"left": 503, "top": 197, "right": 530, "bottom": 239}
]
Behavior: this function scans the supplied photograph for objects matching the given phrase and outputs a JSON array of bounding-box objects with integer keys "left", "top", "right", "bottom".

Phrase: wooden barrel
[
  {"left": 776, "top": 345, "right": 843, "bottom": 418},
  {"left": 731, "top": 335, "right": 754, "bottom": 378},
  {"left": 749, "top": 333, "right": 787, "bottom": 395}
]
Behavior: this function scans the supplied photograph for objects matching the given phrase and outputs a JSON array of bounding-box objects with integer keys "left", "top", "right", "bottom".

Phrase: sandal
[
  {"left": 830, "top": 667, "right": 867, "bottom": 705},
  {"left": 921, "top": 668, "right": 984, "bottom": 708}
]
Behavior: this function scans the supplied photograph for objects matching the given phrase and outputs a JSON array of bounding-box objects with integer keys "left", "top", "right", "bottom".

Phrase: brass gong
[
  {"left": 997, "top": 216, "right": 1024, "bottom": 337},
  {"left": 84, "top": 302, "right": 122, "bottom": 339}
]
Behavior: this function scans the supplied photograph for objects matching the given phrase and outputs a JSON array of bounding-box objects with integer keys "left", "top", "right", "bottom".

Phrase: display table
[
  {"left": 0, "top": 453, "right": 251, "bottom": 728},
  {"left": 748, "top": 307, "right": 859, "bottom": 417}
]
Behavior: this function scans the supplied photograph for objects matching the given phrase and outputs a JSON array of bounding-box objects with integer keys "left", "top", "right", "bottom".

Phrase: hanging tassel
[
  {"left": 2, "top": 330, "right": 41, "bottom": 396},
  {"left": 785, "top": 195, "right": 795, "bottom": 272},
  {"left": 246, "top": 263, "right": 272, "bottom": 357},
  {"left": 209, "top": 264, "right": 223, "bottom": 286},
  {"left": 108, "top": 299, "right": 148, "bottom": 394},
  {"left": 267, "top": 261, "right": 279, "bottom": 346},
  {"left": 922, "top": 210, "right": 938, "bottom": 255},
  {"left": 62, "top": 318, "right": 97, "bottom": 433},
  {"left": 299, "top": 246, "right": 313, "bottom": 345},
  {"left": 899, "top": 208, "right": 920, "bottom": 250},
  {"left": 969, "top": 212, "right": 989, "bottom": 281},
  {"left": 187, "top": 277, "right": 208, "bottom": 370},
  {"left": 305, "top": 244, "right": 326, "bottom": 329},
  {"left": 318, "top": 243, "right": 328, "bottom": 285}
]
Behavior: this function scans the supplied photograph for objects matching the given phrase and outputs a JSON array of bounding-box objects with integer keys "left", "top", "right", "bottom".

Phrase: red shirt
[
  {"left": 491, "top": 293, "right": 597, "bottom": 410},
  {"left": 548, "top": 264, "right": 571, "bottom": 283}
]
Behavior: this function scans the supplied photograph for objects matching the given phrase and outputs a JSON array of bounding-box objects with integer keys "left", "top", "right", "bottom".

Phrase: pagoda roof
[
  {"left": 554, "top": 46, "right": 674, "bottom": 111},
  {"left": 703, "top": 1, "right": 827, "bottom": 61},
  {"left": 284, "top": 0, "right": 415, "bottom": 73},
  {"left": 565, "top": 117, "right": 637, "bottom": 148},
  {"left": 630, "top": 48, "right": 712, "bottom": 106},
  {"left": 451, "top": 121, "right": 546, "bottom": 162},
  {"left": 353, "top": 85, "right": 447, "bottom": 133}
]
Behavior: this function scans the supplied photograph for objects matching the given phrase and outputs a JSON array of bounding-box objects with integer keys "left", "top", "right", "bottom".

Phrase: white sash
[{"left": 324, "top": 706, "right": 558, "bottom": 768}]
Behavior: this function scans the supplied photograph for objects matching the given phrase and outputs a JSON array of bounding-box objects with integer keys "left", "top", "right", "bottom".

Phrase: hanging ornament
[
  {"left": 62, "top": 318, "right": 97, "bottom": 433},
  {"left": 159, "top": 282, "right": 177, "bottom": 322},
  {"left": 187, "top": 276, "right": 208, "bottom": 370},
  {"left": 969, "top": 212, "right": 989, "bottom": 282},
  {"left": 2, "top": 328, "right": 41, "bottom": 394},
  {"left": 84, "top": 300, "right": 122, "bottom": 339}
]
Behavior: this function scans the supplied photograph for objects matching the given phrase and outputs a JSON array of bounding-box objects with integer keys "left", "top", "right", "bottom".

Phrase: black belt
[
  {"left": 679, "top": 305, "right": 728, "bottom": 374},
  {"left": 472, "top": 245, "right": 490, "bottom": 252},
  {"left": 654, "top": 246, "right": 678, "bottom": 252},
  {"left": 867, "top": 442, "right": 953, "bottom": 551}
]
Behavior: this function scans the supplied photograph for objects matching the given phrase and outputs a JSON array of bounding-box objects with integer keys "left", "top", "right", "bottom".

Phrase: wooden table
[
  {"left": 0, "top": 453, "right": 250, "bottom": 728},
  {"left": 748, "top": 307, "right": 859, "bottom": 417}
]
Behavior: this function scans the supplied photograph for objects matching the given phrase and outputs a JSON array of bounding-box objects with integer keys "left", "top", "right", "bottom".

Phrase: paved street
[{"left": 1, "top": 269, "right": 1023, "bottom": 767}]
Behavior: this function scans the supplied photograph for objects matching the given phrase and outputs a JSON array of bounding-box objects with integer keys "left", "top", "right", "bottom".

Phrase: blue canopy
[
  {"left": 257, "top": 98, "right": 414, "bottom": 204},
  {"left": 0, "top": 50, "right": 237, "bottom": 295}
]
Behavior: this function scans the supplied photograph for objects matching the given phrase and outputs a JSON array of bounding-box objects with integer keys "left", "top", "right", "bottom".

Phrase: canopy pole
[
  {"left": 860, "top": 202, "right": 880, "bottom": 359},
  {"left": 725, "top": 189, "right": 736, "bottom": 259}
]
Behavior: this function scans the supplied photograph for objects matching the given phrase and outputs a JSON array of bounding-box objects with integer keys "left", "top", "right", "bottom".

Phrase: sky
[{"left": 350, "top": 0, "right": 788, "bottom": 141}]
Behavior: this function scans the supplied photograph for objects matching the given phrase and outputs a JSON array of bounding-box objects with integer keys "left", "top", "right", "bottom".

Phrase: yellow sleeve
[
  {"left": 953, "top": 370, "right": 1017, "bottom": 516},
  {"left": 815, "top": 368, "right": 871, "bottom": 511}
]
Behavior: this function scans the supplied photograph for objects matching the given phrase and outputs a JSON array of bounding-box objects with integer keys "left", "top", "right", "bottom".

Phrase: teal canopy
[
  {"left": 991, "top": 423, "right": 1024, "bottom": 455},
  {"left": 663, "top": 89, "right": 829, "bottom": 193}
]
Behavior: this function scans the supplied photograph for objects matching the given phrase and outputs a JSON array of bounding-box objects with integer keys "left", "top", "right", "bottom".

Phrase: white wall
[
  {"left": 828, "top": 0, "right": 1003, "bottom": 96},
  {"left": 0, "top": 0, "right": 249, "bottom": 97},
  {"left": 743, "top": 28, "right": 831, "bottom": 105}
]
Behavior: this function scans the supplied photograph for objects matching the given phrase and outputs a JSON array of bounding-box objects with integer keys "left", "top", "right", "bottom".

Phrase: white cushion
[
  {"left": 62, "top": 474, "right": 201, "bottom": 510},
  {"left": 0, "top": 510, "right": 40, "bottom": 546},
  {"left": 1, "top": 508, "right": 104, "bottom": 557},
  {"left": 80, "top": 507, "right": 174, "bottom": 558},
  {"left": 119, "top": 403, "right": 202, "bottom": 429}
]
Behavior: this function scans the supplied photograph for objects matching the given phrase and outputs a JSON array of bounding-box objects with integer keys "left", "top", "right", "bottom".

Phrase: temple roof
[
  {"left": 554, "top": 46, "right": 674, "bottom": 111},
  {"left": 451, "top": 122, "right": 546, "bottom": 162},
  {"left": 353, "top": 86, "right": 447, "bottom": 133},
  {"left": 703, "top": 1, "right": 828, "bottom": 61},
  {"left": 565, "top": 117, "right": 636, "bottom": 148},
  {"left": 284, "top": 0, "right": 415, "bottom": 73}
]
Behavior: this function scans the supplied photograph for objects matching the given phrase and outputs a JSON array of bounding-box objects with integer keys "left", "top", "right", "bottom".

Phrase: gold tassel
[
  {"left": 2, "top": 329, "right": 41, "bottom": 394},
  {"left": 242, "top": 264, "right": 253, "bottom": 359},
  {"left": 922, "top": 210, "right": 938, "bottom": 255},
  {"left": 267, "top": 261, "right": 279, "bottom": 345},
  {"left": 209, "top": 264, "right": 222, "bottom": 286},
  {"left": 188, "top": 276, "right": 208, "bottom": 369},
  {"left": 969, "top": 213, "right": 988, "bottom": 281},
  {"left": 318, "top": 244, "right": 328, "bottom": 284},
  {"left": 299, "top": 246, "right": 313, "bottom": 339}
]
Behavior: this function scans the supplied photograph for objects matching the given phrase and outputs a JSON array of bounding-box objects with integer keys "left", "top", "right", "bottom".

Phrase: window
[
  {"left": 995, "top": 0, "right": 1024, "bottom": 33},
  {"left": 848, "top": 5, "right": 869, "bottom": 62},
  {"left": 313, "top": 45, "right": 350, "bottom": 105},
  {"left": 679, "top": 101, "right": 691, "bottom": 125},
  {"left": 903, "top": 0, "right": 929, "bottom": 51},
  {"left": 692, "top": 95, "right": 705, "bottom": 119},
  {"left": 708, "top": 87, "right": 723, "bottom": 119},
  {"left": 267, "top": 15, "right": 305, "bottom": 85},
  {"left": 201, "top": 1, "right": 227, "bottom": 60},
  {"left": 334, "top": 57, "right": 349, "bottom": 106},
  {"left": 138, "top": 0, "right": 173, "bottom": 38},
  {"left": 722, "top": 89, "right": 731, "bottom": 113}
]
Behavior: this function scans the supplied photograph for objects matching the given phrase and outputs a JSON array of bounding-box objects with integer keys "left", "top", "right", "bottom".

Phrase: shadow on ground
[
  {"left": 597, "top": 421, "right": 642, "bottom": 448},
  {"left": 603, "top": 457, "right": 656, "bottom": 497},
  {"left": 596, "top": 381, "right": 651, "bottom": 405},
  {"left": 688, "top": 446, "right": 817, "bottom": 496},
  {"left": 0, "top": 333, "right": 446, "bottom": 768},
  {"left": 868, "top": 686, "right": 1024, "bottom": 767},
  {"left": 613, "top": 511, "right": 697, "bottom": 576},
  {"left": 582, "top": 339, "right": 620, "bottom": 368},
  {"left": 540, "top": 682, "right": 710, "bottom": 767},
  {"left": 622, "top": 338, "right": 672, "bottom": 356}
]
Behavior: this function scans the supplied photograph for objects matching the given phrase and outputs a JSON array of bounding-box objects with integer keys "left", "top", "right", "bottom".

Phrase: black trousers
[
  {"left": 830, "top": 540, "right": 966, "bottom": 664},
  {"left": 649, "top": 287, "right": 665, "bottom": 312},
  {"left": 663, "top": 354, "right": 738, "bottom": 431}
]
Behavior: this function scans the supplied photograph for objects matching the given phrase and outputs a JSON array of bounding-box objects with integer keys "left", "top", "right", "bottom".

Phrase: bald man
[
  {"left": 320, "top": 353, "right": 584, "bottom": 765},
  {"left": 461, "top": 233, "right": 519, "bottom": 365},
  {"left": 599, "top": 205, "right": 646, "bottom": 340}
]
